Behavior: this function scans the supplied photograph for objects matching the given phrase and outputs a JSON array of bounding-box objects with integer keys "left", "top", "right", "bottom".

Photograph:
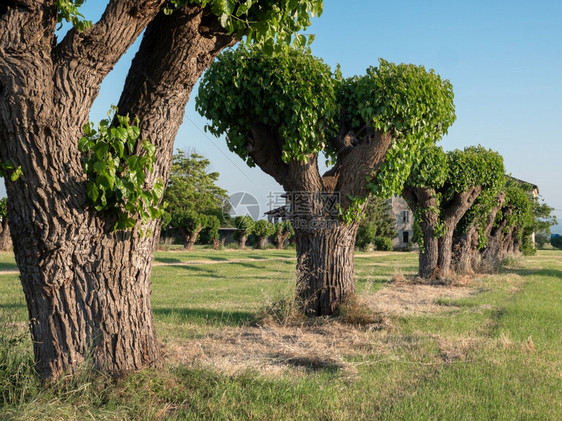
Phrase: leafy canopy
[
  {"left": 168, "top": 0, "right": 323, "bottom": 52},
  {"left": 198, "top": 46, "right": 456, "bottom": 199},
  {"left": 197, "top": 47, "right": 338, "bottom": 164},
  {"left": 164, "top": 150, "right": 228, "bottom": 217}
]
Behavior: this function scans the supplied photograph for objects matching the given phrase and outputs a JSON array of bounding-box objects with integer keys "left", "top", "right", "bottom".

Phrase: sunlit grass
[{"left": 0, "top": 249, "right": 561, "bottom": 419}]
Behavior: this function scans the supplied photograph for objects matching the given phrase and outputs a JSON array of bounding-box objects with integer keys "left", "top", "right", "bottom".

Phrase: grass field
[{"left": 0, "top": 249, "right": 561, "bottom": 420}]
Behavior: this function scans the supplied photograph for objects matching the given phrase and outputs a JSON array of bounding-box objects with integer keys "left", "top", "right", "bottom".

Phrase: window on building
[
  {"left": 402, "top": 231, "right": 409, "bottom": 244},
  {"left": 402, "top": 211, "right": 409, "bottom": 223}
]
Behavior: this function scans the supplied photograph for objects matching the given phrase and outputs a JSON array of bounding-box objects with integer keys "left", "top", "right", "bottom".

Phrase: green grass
[{"left": 1, "top": 249, "right": 561, "bottom": 419}]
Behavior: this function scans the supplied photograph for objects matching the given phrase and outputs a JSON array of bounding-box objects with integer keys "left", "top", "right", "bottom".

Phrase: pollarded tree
[
  {"left": 197, "top": 47, "right": 455, "bottom": 315},
  {"left": 253, "top": 220, "right": 275, "bottom": 249},
  {"left": 234, "top": 216, "right": 255, "bottom": 249},
  {"left": 273, "top": 220, "right": 294, "bottom": 250},
  {"left": 403, "top": 145, "right": 504, "bottom": 279},
  {"left": 202, "top": 214, "right": 221, "bottom": 250},
  {"left": 482, "top": 182, "right": 533, "bottom": 263},
  {"left": 0, "top": 0, "right": 323, "bottom": 380},
  {"left": 170, "top": 210, "right": 207, "bottom": 250},
  {"left": 451, "top": 190, "right": 506, "bottom": 274},
  {"left": 0, "top": 197, "right": 10, "bottom": 251}
]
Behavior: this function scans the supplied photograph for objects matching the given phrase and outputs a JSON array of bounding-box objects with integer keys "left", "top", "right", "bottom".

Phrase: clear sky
[{"left": 3, "top": 0, "right": 561, "bottom": 232}]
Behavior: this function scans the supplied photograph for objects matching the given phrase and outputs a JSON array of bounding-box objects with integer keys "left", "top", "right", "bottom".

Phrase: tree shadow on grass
[
  {"left": 153, "top": 307, "right": 254, "bottom": 326},
  {"left": 501, "top": 267, "right": 562, "bottom": 280},
  {"left": 0, "top": 262, "right": 18, "bottom": 271}
]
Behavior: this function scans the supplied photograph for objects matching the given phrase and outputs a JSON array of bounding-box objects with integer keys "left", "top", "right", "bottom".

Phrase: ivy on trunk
[{"left": 0, "top": 0, "right": 323, "bottom": 381}]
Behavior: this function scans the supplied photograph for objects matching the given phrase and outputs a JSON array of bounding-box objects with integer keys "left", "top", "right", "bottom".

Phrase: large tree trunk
[
  {"left": 451, "top": 225, "right": 479, "bottom": 274},
  {"left": 238, "top": 235, "right": 248, "bottom": 249},
  {"left": 0, "top": 2, "right": 235, "bottom": 380},
  {"left": 182, "top": 229, "right": 201, "bottom": 250},
  {"left": 436, "top": 187, "right": 482, "bottom": 278},
  {"left": 295, "top": 221, "right": 359, "bottom": 316},
  {"left": 275, "top": 232, "right": 290, "bottom": 249},
  {"left": 0, "top": 217, "right": 10, "bottom": 251},
  {"left": 403, "top": 188, "right": 439, "bottom": 278},
  {"left": 257, "top": 237, "right": 267, "bottom": 249}
]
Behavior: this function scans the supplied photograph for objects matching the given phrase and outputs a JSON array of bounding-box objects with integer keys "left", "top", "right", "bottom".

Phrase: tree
[
  {"left": 201, "top": 215, "right": 221, "bottom": 250},
  {"left": 170, "top": 210, "right": 207, "bottom": 250},
  {"left": 273, "top": 220, "right": 294, "bottom": 250},
  {"left": 482, "top": 182, "right": 533, "bottom": 263},
  {"left": 197, "top": 47, "right": 455, "bottom": 315},
  {"left": 403, "top": 146, "right": 504, "bottom": 279},
  {"left": 355, "top": 196, "right": 396, "bottom": 250},
  {"left": 234, "top": 216, "right": 255, "bottom": 249},
  {"left": 551, "top": 235, "right": 562, "bottom": 250},
  {"left": 529, "top": 198, "right": 557, "bottom": 249},
  {"left": 164, "top": 150, "right": 228, "bottom": 218},
  {"left": 0, "top": 197, "right": 10, "bottom": 251},
  {"left": 0, "top": 0, "right": 323, "bottom": 380},
  {"left": 253, "top": 220, "right": 275, "bottom": 249}
]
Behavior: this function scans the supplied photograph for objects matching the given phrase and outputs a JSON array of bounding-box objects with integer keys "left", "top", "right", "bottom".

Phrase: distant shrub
[{"left": 373, "top": 236, "right": 393, "bottom": 251}]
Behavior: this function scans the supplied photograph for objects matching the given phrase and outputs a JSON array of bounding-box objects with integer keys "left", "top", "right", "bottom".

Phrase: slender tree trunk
[
  {"left": 0, "top": 218, "right": 10, "bottom": 251},
  {"left": 295, "top": 221, "right": 359, "bottom": 316}
]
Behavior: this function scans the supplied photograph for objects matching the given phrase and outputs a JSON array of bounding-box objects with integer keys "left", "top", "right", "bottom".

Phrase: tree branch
[
  {"left": 246, "top": 124, "right": 290, "bottom": 186},
  {"left": 335, "top": 130, "right": 393, "bottom": 208},
  {"left": 52, "top": 0, "right": 166, "bottom": 121},
  {"left": 115, "top": 6, "right": 237, "bottom": 186}
]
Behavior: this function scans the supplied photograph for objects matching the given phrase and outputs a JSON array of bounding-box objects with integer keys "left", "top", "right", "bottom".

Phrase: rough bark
[
  {"left": 238, "top": 235, "right": 248, "bottom": 250},
  {"left": 275, "top": 231, "right": 290, "bottom": 249},
  {"left": 436, "top": 187, "right": 482, "bottom": 278},
  {"left": 212, "top": 238, "right": 220, "bottom": 250},
  {"left": 257, "top": 237, "right": 267, "bottom": 250},
  {"left": 451, "top": 225, "right": 479, "bottom": 274},
  {"left": 295, "top": 221, "right": 359, "bottom": 316},
  {"left": 403, "top": 188, "right": 439, "bottom": 278},
  {"left": 482, "top": 206, "right": 512, "bottom": 267},
  {"left": 245, "top": 125, "right": 392, "bottom": 315},
  {"left": 0, "top": 217, "right": 10, "bottom": 251},
  {"left": 182, "top": 228, "right": 202, "bottom": 250},
  {"left": 0, "top": 2, "right": 235, "bottom": 380}
]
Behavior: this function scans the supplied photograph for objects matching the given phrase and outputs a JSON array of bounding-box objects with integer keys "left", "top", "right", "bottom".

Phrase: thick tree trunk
[
  {"left": 257, "top": 237, "right": 267, "bottom": 249},
  {"left": 0, "top": 2, "right": 235, "bottom": 381},
  {"left": 403, "top": 188, "right": 439, "bottom": 278},
  {"left": 239, "top": 235, "right": 248, "bottom": 249},
  {"left": 295, "top": 222, "right": 359, "bottom": 316},
  {"left": 0, "top": 218, "right": 10, "bottom": 251},
  {"left": 182, "top": 229, "right": 201, "bottom": 250},
  {"left": 436, "top": 187, "right": 482, "bottom": 278},
  {"left": 275, "top": 232, "right": 290, "bottom": 249},
  {"left": 452, "top": 225, "right": 479, "bottom": 274},
  {"left": 212, "top": 238, "right": 220, "bottom": 250}
]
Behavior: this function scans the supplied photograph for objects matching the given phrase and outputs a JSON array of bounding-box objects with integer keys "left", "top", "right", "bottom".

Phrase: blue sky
[{"left": 4, "top": 1, "right": 561, "bottom": 231}]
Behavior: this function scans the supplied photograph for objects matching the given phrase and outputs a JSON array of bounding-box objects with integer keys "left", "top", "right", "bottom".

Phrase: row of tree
[
  {"left": 0, "top": 0, "right": 556, "bottom": 382},
  {"left": 403, "top": 145, "right": 556, "bottom": 280}
]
